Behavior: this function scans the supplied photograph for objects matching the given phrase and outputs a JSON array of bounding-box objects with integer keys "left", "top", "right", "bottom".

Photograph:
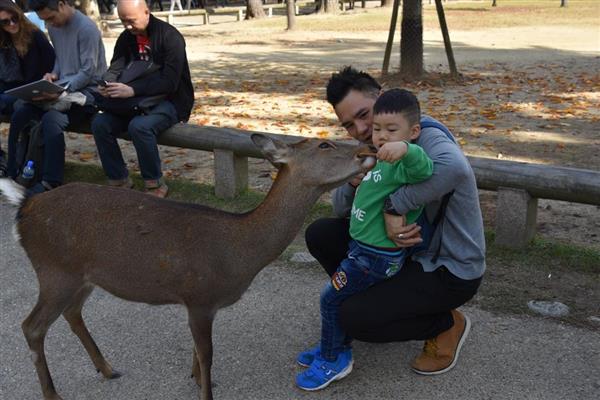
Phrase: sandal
[{"left": 144, "top": 179, "right": 168, "bottom": 198}]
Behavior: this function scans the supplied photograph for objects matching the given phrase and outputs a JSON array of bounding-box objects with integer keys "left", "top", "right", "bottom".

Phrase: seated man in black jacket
[{"left": 92, "top": 0, "right": 194, "bottom": 198}]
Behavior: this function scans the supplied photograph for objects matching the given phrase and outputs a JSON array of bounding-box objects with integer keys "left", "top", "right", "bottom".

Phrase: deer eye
[{"left": 319, "top": 142, "right": 332, "bottom": 149}]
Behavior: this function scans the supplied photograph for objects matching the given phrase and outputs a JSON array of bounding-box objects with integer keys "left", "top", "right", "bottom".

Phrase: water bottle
[{"left": 22, "top": 160, "right": 35, "bottom": 180}]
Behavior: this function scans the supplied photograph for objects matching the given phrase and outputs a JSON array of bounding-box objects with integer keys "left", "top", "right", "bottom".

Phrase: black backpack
[{"left": 15, "top": 120, "right": 44, "bottom": 188}]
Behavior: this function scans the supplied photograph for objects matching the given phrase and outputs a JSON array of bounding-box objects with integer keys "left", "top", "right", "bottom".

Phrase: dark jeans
[
  {"left": 6, "top": 102, "right": 96, "bottom": 184},
  {"left": 91, "top": 100, "right": 178, "bottom": 181},
  {"left": 305, "top": 217, "right": 482, "bottom": 342}
]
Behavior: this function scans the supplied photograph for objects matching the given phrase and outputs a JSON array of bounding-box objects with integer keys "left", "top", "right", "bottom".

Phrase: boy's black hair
[
  {"left": 326, "top": 66, "right": 382, "bottom": 107},
  {"left": 28, "top": 0, "right": 72, "bottom": 12},
  {"left": 373, "top": 88, "right": 421, "bottom": 126}
]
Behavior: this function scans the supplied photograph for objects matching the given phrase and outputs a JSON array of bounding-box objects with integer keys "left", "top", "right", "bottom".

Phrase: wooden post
[
  {"left": 382, "top": 0, "right": 401, "bottom": 75},
  {"left": 214, "top": 149, "right": 248, "bottom": 199},
  {"left": 495, "top": 187, "right": 538, "bottom": 248},
  {"left": 434, "top": 0, "right": 459, "bottom": 78}
]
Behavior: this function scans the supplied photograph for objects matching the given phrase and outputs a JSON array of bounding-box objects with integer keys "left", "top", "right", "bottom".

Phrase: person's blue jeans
[
  {"left": 320, "top": 240, "right": 406, "bottom": 361},
  {"left": 6, "top": 102, "right": 95, "bottom": 184},
  {"left": 91, "top": 100, "right": 178, "bottom": 181}
]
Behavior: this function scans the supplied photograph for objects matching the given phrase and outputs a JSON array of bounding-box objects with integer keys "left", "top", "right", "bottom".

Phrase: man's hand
[
  {"left": 42, "top": 73, "right": 58, "bottom": 82},
  {"left": 384, "top": 213, "right": 423, "bottom": 248},
  {"left": 349, "top": 173, "right": 365, "bottom": 188},
  {"left": 377, "top": 141, "right": 408, "bottom": 163},
  {"left": 32, "top": 92, "right": 61, "bottom": 102},
  {"left": 104, "top": 82, "right": 135, "bottom": 99}
]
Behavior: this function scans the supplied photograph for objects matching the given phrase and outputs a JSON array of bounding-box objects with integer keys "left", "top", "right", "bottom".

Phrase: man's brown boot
[{"left": 411, "top": 309, "right": 471, "bottom": 375}]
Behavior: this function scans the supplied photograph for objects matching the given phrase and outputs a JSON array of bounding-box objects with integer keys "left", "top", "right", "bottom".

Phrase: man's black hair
[
  {"left": 373, "top": 88, "right": 421, "bottom": 126},
  {"left": 326, "top": 66, "right": 382, "bottom": 107},
  {"left": 28, "top": 0, "right": 72, "bottom": 12}
]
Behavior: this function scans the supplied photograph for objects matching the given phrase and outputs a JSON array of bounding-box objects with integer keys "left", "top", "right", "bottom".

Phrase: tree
[
  {"left": 247, "top": 0, "right": 267, "bottom": 19},
  {"left": 381, "top": 0, "right": 393, "bottom": 7},
  {"left": 317, "top": 0, "right": 340, "bottom": 14},
  {"left": 399, "top": 0, "right": 424, "bottom": 79},
  {"left": 286, "top": 0, "right": 297, "bottom": 30},
  {"left": 75, "top": 0, "right": 101, "bottom": 20},
  {"left": 492, "top": 0, "right": 497, "bottom": 6},
  {"left": 561, "top": 0, "right": 568, "bottom": 7}
]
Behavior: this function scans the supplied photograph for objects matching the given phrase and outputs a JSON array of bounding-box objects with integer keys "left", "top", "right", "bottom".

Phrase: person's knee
[
  {"left": 91, "top": 114, "right": 114, "bottom": 138},
  {"left": 305, "top": 218, "right": 333, "bottom": 250},
  {"left": 127, "top": 119, "right": 154, "bottom": 140},
  {"left": 40, "top": 111, "right": 68, "bottom": 133}
]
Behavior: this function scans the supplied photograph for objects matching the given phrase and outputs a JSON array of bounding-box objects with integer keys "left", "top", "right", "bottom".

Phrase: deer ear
[{"left": 251, "top": 134, "right": 290, "bottom": 165}]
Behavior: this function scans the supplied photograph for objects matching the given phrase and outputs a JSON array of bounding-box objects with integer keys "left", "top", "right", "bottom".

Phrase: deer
[{"left": 0, "top": 133, "right": 376, "bottom": 400}]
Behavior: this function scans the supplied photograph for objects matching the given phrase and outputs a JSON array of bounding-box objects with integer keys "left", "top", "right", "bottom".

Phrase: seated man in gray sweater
[
  {"left": 303, "top": 66, "right": 485, "bottom": 376},
  {"left": 6, "top": 0, "right": 106, "bottom": 195}
]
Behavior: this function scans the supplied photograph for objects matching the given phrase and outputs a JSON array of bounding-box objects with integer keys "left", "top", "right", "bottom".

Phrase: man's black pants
[{"left": 305, "top": 217, "right": 482, "bottom": 342}]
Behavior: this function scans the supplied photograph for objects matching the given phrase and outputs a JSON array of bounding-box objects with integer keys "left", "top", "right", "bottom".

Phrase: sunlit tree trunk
[
  {"left": 399, "top": 0, "right": 424, "bottom": 79},
  {"left": 247, "top": 0, "right": 267, "bottom": 18},
  {"left": 286, "top": 0, "right": 296, "bottom": 30},
  {"left": 318, "top": 0, "right": 339, "bottom": 14}
]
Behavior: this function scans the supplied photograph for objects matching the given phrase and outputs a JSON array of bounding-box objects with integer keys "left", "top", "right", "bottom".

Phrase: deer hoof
[{"left": 108, "top": 370, "right": 123, "bottom": 379}]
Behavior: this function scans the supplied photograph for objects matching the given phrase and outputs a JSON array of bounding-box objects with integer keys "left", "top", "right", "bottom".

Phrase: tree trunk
[
  {"left": 435, "top": 0, "right": 458, "bottom": 78},
  {"left": 400, "top": 0, "right": 424, "bottom": 79},
  {"left": 492, "top": 0, "right": 497, "bottom": 6},
  {"left": 381, "top": 0, "right": 400, "bottom": 75},
  {"left": 247, "top": 0, "right": 267, "bottom": 18},
  {"left": 560, "top": 0, "right": 568, "bottom": 7},
  {"left": 318, "top": 0, "right": 339, "bottom": 14},
  {"left": 381, "top": 0, "right": 393, "bottom": 7},
  {"left": 286, "top": 0, "right": 297, "bottom": 30},
  {"left": 75, "top": 0, "right": 101, "bottom": 21}
]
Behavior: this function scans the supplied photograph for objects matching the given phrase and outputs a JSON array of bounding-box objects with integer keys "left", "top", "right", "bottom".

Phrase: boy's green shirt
[{"left": 349, "top": 143, "right": 434, "bottom": 248}]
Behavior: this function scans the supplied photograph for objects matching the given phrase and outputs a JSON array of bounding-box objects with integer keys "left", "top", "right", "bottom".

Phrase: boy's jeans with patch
[{"left": 320, "top": 240, "right": 405, "bottom": 361}]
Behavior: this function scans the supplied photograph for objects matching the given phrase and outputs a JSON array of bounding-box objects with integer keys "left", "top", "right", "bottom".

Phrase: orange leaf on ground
[
  {"left": 316, "top": 131, "right": 329, "bottom": 138},
  {"left": 78, "top": 152, "right": 95, "bottom": 161}
]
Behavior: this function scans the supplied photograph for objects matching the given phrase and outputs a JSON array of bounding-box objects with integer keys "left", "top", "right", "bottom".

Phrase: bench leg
[
  {"left": 214, "top": 149, "right": 248, "bottom": 199},
  {"left": 494, "top": 187, "right": 538, "bottom": 248},
  {"left": 237, "top": 9, "right": 244, "bottom": 21}
]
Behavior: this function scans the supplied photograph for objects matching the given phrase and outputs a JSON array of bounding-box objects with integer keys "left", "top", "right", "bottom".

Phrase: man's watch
[{"left": 383, "top": 197, "right": 402, "bottom": 216}]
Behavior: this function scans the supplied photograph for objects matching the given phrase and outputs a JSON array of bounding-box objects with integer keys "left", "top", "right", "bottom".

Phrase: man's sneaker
[
  {"left": 411, "top": 309, "right": 471, "bottom": 375},
  {"left": 297, "top": 344, "right": 352, "bottom": 368},
  {"left": 296, "top": 351, "right": 353, "bottom": 391}
]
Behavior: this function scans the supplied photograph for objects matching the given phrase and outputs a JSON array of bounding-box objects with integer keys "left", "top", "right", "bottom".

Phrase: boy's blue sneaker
[
  {"left": 297, "top": 344, "right": 352, "bottom": 367},
  {"left": 295, "top": 351, "right": 353, "bottom": 391}
]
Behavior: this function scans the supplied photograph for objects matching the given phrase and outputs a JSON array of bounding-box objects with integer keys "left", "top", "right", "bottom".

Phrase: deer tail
[{"left": 0, "top": 178, "right": 26, "bottom": 207}]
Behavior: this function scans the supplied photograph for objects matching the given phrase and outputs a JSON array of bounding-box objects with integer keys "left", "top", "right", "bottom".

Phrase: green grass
[
  {"left": 250, "top": 0, "right": 600, "bottom": 31},
  {"left": 64, "top": 161, "right": 330, "bottom": 220},
  {"left": 485, "top": 230, "right": 600, "bottom": 274}
]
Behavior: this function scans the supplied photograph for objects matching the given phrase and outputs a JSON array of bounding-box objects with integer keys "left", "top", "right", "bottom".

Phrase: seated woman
[{"left": 0, "top": 0, "right": 55, "bottom": 176}]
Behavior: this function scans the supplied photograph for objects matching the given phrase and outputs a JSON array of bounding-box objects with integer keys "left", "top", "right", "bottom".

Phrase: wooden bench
[
  {"left": 153, "top": 8, "right": 210, "bottom": 25},
  {"left": 1, "top": 115, "right": 598, "bottom": 249}
]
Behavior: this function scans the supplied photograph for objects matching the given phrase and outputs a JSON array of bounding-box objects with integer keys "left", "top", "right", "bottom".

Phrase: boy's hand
[{"left": 377, "top": 141, "right": 408, "bottom": 163}]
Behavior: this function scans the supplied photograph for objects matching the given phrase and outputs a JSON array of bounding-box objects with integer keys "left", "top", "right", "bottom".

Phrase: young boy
[{"left": 296, "top": 88, "right": 434, "bottom": 391}]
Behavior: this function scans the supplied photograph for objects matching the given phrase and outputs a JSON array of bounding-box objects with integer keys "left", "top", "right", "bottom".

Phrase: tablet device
[{"left": 4, "top": 79, "right": 68, "bottom": 102}]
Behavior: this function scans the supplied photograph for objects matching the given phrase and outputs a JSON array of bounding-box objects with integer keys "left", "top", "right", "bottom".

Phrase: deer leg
[
  {"left": 191, "top": 347, "right": 201, "bottom": 386},
  {"left": 22, "top": 274, "right": 82, "bottom": 400},
  {"left": 62, "top": 285, "right": 121, "bottom": 379},
  {"left": 188, "top": 308, "right": 215, "bottom": 400}
]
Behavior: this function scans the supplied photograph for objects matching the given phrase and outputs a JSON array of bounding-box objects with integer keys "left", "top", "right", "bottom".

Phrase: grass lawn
[{"left": 252, "top": 0, "right": 600, "bottom": 31}]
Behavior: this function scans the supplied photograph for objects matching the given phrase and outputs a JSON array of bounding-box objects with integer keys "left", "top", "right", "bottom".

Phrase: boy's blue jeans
[{"left": 320, "top": 240, "right": 405, "bottom": 361}]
